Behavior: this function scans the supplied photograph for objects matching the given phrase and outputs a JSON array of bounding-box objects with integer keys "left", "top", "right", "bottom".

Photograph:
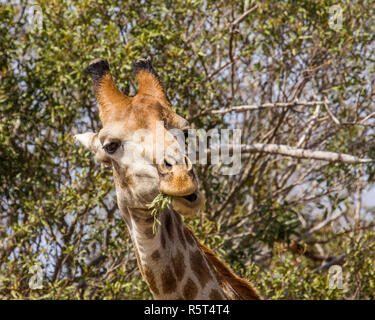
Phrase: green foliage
[
  {"left": 1, "top": 0, "right": 375, "bottom": 300},
  {"left": 146, "top": 193, "right": 172, "bottom": 234}
]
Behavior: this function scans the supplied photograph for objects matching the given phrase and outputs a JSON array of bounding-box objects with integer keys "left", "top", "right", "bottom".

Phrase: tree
[{"left": 1, "top": 0, "right": 374, "bottom": 299}]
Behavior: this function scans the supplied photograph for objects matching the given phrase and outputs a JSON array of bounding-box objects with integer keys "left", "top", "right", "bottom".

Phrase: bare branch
[
  {"left": 209, "top": 100, "right": 326, "bottom": 116},
  {"left": 360, "top": 111, "right": 375, "bottom": 124},
  {"left": 312, "top": 254, "right": 346, "bottom": 273},
  {"left": 323, "top": 100, "right": 340, "bottom": 125},
  {"left": 240, "top": 144, "right": 373, "bottom": 164},
  {"left": 230, "top": 5, "right": 258, "bottom": 27},
  {"left": 296, "top": 212, "right": 343, "bottom": 242},
  {"left": 205, "top": 143, "right": 374, "bottom": 164},
  {"left": 296, "top": 104, "right": 321, "bottom": 148}
]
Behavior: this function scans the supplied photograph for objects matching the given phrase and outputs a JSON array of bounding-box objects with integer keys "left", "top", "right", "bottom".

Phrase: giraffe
[{"left": 75, "top": 58, "right": 261, "bottom": 300}]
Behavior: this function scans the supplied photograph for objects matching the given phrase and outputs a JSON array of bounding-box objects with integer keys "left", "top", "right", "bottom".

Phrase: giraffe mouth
[
  {"left": 182, "top": 193, "right": 198, "bottom": 202},
  {"left": 171, "top": 191, "right": 205, "bottom": 217}
]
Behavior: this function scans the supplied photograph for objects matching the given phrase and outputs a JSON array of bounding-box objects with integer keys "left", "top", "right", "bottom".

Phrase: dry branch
[
  {"left": 209, "top": 100, "right": 326, "bottom": 116},
  {"left": 231, "top": 5, "right": 258, "bottom": 27},
  {"left": 205, "top": 143, "right": 374, "bottom": 164},
  {"left": 188, "top": 100, "right": 326, "bottom": 121}
]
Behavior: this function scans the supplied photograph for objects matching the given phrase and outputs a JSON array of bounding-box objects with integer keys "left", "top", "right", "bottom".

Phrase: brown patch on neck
[
  {"left": 183, "top": 278, "right": 198, "bottom": 300},
  {"left": 160, "top": 228, "right": 166, "bottom": 249},
  {"left": 151, "top": 250, "right": 161, "bottom": 261},
  {"left": 172, "top": 249, "right": 186, "bottom": 281},
  {"left": 144, "top": 267, "right": 159, "bottom": 296},
  {"left": 161, "top": 266, "right": 177, "bottom": 294},
  {"left": 173, "top": 212, "right": 187, "bottom": 249},
  {"left": 190, "top": 250, "right": 213, "bottom": 288},
  {"left": 177, "top": 226, "right": 187, "bottom": 249},
  {"left": 164, "top": 211, "right": 174, "bottom": 240},
  {"left": 209, "top": 289, "right": 225, "bottom": 300}
]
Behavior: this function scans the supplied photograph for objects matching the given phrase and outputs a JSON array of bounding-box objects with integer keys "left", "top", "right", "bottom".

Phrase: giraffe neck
[{"left": 122, "top": 206, "right": 226, "bottom": 300}]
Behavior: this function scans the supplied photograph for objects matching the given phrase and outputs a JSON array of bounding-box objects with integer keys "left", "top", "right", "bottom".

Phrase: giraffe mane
[{"left": 186, "top": 227, "right": 262, "bottom": 300}]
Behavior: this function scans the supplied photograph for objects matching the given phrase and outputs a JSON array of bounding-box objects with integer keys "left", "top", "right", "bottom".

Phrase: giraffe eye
[{"left": 103, "top": 142, "right": 120, "bottom": 155}]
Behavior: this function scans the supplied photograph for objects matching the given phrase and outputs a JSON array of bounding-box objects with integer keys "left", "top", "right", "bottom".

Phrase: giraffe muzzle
[
  {"left": 171, "top": 190, "right": 205, "bottom": 217},
  {"left": 159, "top": 168, "right": 197, "bottom": 197},
  {"left": 158, "top": 155, "right": 198, "bottom": 197}
]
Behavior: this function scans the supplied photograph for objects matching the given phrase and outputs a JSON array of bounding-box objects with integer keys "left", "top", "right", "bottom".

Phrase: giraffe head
[{"left": 75, "top": 58, "right": 204, "bottom": 216}]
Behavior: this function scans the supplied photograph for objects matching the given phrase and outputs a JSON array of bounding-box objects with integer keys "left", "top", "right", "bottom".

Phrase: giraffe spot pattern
[
  {"left": 173, "top": 214, "right": 187, "bottom": 249},
  {"left": 144, "top": 267, "right": 159, "bottom": 295},
  {"left": 183, "top": 277, "right": 198, "bottom": 300},
  {"left": 160, "top": 228, "right": 166, "bottom": 248},
  {"left": 164, "top": 211, "right": 174, "bottom": 240},
  {"left": 161, "top": 266, "right": 177, "bottom": 294},
  {"left": 209, "top": 289, "right": 225, "bottom": 300},
  {"left": 172, "top": 249, "right": 186, "bottom": 281},
  {"left": 151, "top": 250, "right": 161, "bottom": 261},
  {"left": 190, "top": 250, "right": 213, "bottom": 288},
  {"left": 177, "top": 226, "right": 187, "bottom": 249}
]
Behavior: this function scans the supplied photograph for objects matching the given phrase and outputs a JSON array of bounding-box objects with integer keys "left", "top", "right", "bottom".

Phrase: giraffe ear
[
  {"left": 75, "top": 132, "right": 112, "bottom": 166},
  {"left": 133, "top": 58, "right": 170, "bottom": 106},
  {"left": 74, "top": 132, "right": 100, "bottom": 152}
]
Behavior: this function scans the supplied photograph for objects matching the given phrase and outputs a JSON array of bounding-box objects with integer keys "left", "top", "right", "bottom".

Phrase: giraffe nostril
[
  {"left": 164, "top": 160, "right": 173, "bottom": 169},
  {"left": 158, "top": 159, "right": 175, "bottom": 175}
]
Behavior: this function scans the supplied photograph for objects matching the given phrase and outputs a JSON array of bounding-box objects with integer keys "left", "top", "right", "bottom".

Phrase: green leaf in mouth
[{"left": 146, "top": 193, "right": 172, "bottom": 234}]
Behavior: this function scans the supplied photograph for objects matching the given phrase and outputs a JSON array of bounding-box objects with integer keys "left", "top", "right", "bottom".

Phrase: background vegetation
[{"left": 1, "top": 0, "right": 375, "bottom": 299}]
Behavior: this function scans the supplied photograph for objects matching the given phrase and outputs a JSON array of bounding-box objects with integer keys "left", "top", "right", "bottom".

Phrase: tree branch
[
  {"left": 208, "top": 100, "right": 326, "bottom": 116},
  {"left": 312, "top": 254, "right": 346, "bottom": 273},
  {"left": 205, "top": 143, "right": 374, "bottom": 164},
  {"left": 230, "top": 5, "right": 258, "bottom": 27}
]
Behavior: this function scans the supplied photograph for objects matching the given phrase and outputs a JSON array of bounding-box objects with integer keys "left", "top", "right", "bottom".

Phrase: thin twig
[
  {"left": 312, "top": 254, "right": 346, "bottom": 273},
  {"left": 360, "top": 111, "right": 375, "bottom": 124},
  {"left": 323, "top": 99, "right": 340, "bottom": 125},
  {"left": 230, "top": 5, "right": 258, "bottom": 27}
]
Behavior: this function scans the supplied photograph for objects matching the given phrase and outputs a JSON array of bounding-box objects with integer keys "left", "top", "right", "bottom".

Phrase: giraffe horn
[
  {"left": 132, "top": 58, "right": 170, "bottom": 107},
  {"left": 84, "top": 58, "right": 130, "bottom": 125}
]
